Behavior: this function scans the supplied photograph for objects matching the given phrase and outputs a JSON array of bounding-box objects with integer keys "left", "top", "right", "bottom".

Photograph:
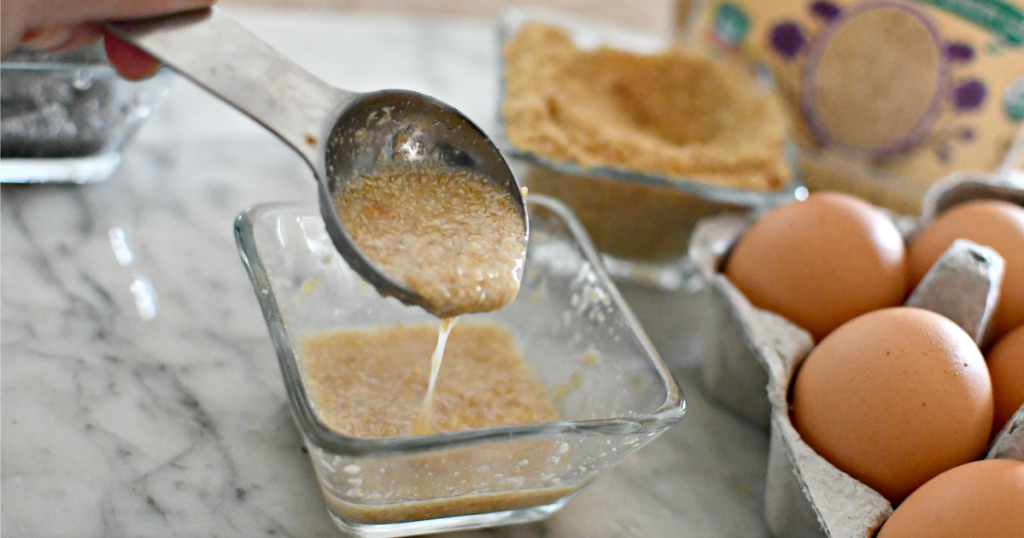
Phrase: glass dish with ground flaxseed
[{"left": 497, "top": 7, "right": 801, "bottom": 286}]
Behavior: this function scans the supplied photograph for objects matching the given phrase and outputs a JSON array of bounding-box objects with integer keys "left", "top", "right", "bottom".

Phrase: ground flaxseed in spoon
[{"left": 334, "top": 163, "right": 527, "bottom": 318}]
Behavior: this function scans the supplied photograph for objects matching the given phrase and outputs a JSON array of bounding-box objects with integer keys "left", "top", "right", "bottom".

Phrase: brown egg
[
  {"left": 877, "top": 459, "right": 1024, "bottom": 538},
  {"left": 909, "top": 200, "right": 1024, "bottom": 339},
  {"left": 791, "top": 307, "right": 993, "bottom": 504},
  {"left": 987, "top": 324, "right": 1024, "bottom": 434},
  {"left": 725, "top": 192, "right": 906, "bottom": 341}
]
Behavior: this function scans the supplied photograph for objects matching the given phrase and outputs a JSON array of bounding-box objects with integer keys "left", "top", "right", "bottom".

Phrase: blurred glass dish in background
[
  {"left": 496, "top": 7, "right": 801, "bottom": 291},
  {"left": 0, "top": 43, "right": 174, "bottom": 184}
]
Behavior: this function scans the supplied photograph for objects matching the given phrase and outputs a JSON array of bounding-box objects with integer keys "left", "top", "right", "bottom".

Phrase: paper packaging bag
[
  {"left": 689, "top": 171, "right": 1024, "bottom": 537},
  {"left": 690, "top": 0, "right": 1024, "bottom": 213}
]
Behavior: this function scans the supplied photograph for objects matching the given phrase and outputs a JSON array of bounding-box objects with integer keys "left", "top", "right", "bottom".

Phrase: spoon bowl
[
  {"left": 319, "top": 90, "right": 523, "bottom": 305},
  {"left": 106, "top": 8, "right": 525, "bottom": 310}
]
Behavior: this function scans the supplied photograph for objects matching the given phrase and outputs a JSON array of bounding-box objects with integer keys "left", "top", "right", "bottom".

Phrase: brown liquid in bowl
[
  {"left": 300, "top": 322, "right": 558, "bottom": 439},
  {"left": 300, "top": 323, "right": 569, "bottom": 524}
]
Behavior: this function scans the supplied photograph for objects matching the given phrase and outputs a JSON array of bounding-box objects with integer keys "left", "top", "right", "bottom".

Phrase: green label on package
[{"left": 913, "top": 0, "right": 1024, "bottom": 44}]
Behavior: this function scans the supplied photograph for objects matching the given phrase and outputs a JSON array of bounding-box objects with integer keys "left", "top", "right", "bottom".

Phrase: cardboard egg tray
[{"left": 688, "top": 171, "right": 1024, "bottom": 538}]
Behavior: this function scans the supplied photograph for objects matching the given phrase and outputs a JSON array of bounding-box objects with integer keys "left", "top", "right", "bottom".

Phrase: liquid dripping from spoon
[{"left": 411, "top": 316, "right": 459, "bottom": 435}]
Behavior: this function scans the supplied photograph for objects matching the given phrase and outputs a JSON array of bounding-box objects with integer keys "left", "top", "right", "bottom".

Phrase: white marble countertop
[{"left": 1, "top": 7, "right": 770, "bottom": 537}]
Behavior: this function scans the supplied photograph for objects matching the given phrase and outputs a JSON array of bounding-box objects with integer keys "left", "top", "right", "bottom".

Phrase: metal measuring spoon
[{"left": 105, "top": 8, "right": 526, "bottom": 310}]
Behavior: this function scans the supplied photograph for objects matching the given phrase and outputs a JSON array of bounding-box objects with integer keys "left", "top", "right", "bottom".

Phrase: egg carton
[{"left": 688, "top": 171, "right": 1024, "bottom": 538}]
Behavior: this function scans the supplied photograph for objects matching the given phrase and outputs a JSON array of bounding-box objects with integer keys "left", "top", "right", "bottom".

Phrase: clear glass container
[
  {"left": 0, "top": 46, "right": 174, "bottom": 184},
  {"left": 495, "top": 7, "right": 801, "bottom": 290},
  {"left": 235, "top": 195, "right": 685, "bottom": 538}
]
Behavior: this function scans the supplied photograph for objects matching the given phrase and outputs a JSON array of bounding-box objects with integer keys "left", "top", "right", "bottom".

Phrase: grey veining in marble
[{"left": 2, "top": 7, "right": 770, "bottom": 537}]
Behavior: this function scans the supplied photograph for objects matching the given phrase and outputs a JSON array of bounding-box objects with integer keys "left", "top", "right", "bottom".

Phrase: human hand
[{"left": 1, "top": 0, "right": 217, "bottom": 80}]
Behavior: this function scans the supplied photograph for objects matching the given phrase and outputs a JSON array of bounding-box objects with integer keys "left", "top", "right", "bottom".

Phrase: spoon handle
[{"left": 105, "top": 8, "right": 353, "bottom": 166}]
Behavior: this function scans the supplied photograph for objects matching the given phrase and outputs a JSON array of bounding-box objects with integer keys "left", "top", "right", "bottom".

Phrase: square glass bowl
[
  {"left": 235, "top": 195, "right": 685, "bottom": 537},
  {"left": 0, "top": 45, "right": 174, "bottom": 184}
]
